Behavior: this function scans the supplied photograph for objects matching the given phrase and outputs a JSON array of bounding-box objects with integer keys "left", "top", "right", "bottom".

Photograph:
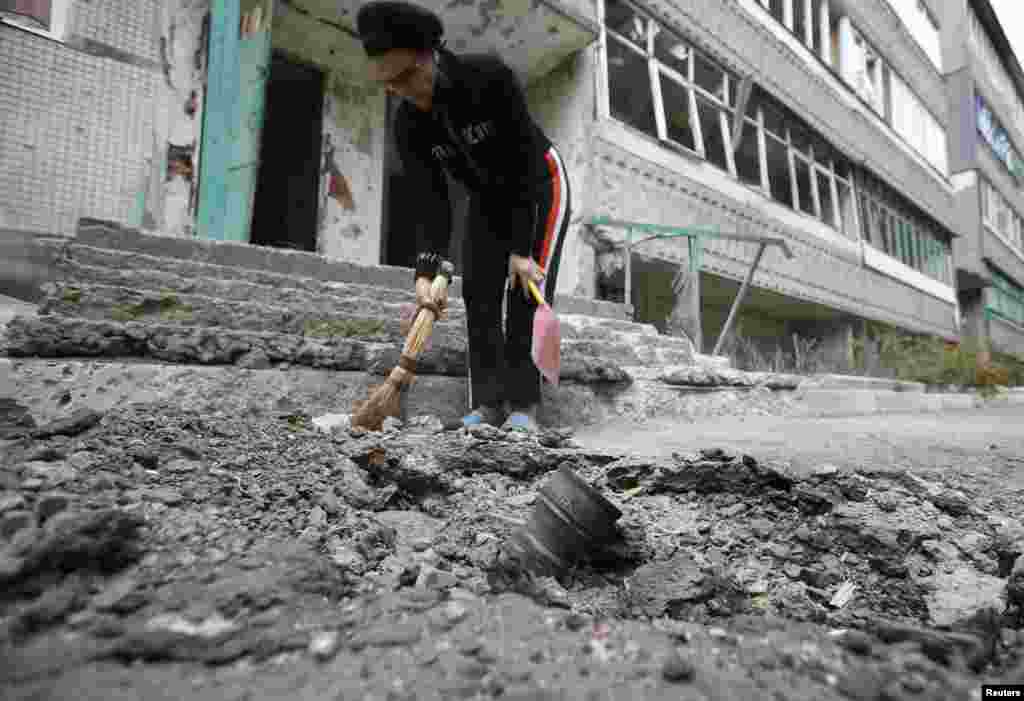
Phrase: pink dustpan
[{"left": 527, "top": 280, "right": 561, "bottom": 387}]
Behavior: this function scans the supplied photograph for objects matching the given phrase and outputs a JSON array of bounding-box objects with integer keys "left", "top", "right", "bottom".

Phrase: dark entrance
[{"left": 250, "top": 52, "right": 324, "bottom": 252}]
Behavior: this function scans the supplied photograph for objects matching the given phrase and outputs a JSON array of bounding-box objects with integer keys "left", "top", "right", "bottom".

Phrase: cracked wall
[
  {"left": 317, "top": 75, "right": 385, "bottom": 263},
  {"left": 141, "top": 0, "right": 211, "bottom": 239}
]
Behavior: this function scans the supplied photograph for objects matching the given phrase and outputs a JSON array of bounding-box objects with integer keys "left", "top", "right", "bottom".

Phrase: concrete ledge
[
  {"left": 555, "top": 295, "right": 634, "bottom": 322},
  {"left": 794, "top": 387, "right": 990, "bottom": 417},
  {"left": 799, "top": 373, "right": 927, "bottom": 393},
  {"left": 5, "top": 359, "right": 1013, "bottom": 432},
  {"left": 939, "top": 394, "right": 977, "bottom": 411}
]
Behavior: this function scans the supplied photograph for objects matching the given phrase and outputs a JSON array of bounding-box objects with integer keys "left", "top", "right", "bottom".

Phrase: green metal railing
[{"left": 589, "top": 216, "right": 795, "bottom": 356}]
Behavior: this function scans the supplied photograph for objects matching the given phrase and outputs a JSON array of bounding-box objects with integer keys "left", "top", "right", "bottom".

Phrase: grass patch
[
  {"left": 111, "top": 294, "right": 193, "bottom": 322},
  {"left": 304, "top": 318, "right": 387, "bottom": 338},
  {"left": 282, "top": 412, "right": 311, "bottom": 432},
  {"left": 61, "top": 287, "right": 82, "bottom": 304}
]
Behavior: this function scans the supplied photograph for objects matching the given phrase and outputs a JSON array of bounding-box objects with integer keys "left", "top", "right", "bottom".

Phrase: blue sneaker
[
  {"left": 502, "top": 406, "right": 539, "bottom": 432},
  {"left": 444, "top": 405, "right": 503, "bottom": 431}
]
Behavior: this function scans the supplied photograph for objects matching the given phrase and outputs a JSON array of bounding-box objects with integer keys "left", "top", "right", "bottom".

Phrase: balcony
[{"left": 272, "top": 0, "right": 599, "bottom": 86}]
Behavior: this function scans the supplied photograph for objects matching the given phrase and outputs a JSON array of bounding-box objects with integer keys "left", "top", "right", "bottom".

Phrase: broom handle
[{"left": 402, "top": 269, "right": 451, "bottom": 357}]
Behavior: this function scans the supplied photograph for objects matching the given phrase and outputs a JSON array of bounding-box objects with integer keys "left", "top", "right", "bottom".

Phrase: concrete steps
[
  {"left": 4, "top": 314, "right": 467, "bottom": 373},
  {"left": 39, "top": 281, "right": 465, "bottom": 343},
  {"left": 73, "top": 221, "right": 439, "bottom": 297},
  {"left": 4, "top": 224, "right": 701, "bottom": 385},
  {"left": 52, "top": 246, "right": 447, "bottom": 311},
  {"left": 39, "top": 278, "right": 692, "bottom": 357}
]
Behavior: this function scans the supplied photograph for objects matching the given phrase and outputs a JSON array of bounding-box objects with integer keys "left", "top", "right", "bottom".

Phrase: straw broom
[{"left": 351, "top": 260, "right": 454, "bottom": 431}]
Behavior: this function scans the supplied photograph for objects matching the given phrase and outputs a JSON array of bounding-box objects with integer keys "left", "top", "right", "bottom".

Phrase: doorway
[{"left": 250, "top": 52, "right": 324, "bottom": 252}]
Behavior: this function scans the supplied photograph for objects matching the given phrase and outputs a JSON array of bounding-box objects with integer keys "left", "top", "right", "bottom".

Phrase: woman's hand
[{"left": 508, "top": 254, "right": 546, "bottom": 301}]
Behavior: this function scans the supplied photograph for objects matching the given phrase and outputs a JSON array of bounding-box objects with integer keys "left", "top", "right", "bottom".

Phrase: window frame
[
  {"left": 1, "top": 0, "right": 70, "bottom": 42},
  {"left": 982, "top": 178, "right": 1024, "bottom": 258},
  {"left": 986, "top": 268, "right": 1024, "bottom": 327},
  {"left": 602, "top": 0, "right": 858, "bottom": 236},
  {"left": 977, "top": 92, "right": 1024, "bottom": 183},
  {"left": 857, "top": 170, "right": 953, "bottom": 284}
]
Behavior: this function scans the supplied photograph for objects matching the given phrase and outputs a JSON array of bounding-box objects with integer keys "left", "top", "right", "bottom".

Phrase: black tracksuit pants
[{"left": 461, "top": 147, "right": 571, "bottom": 411}]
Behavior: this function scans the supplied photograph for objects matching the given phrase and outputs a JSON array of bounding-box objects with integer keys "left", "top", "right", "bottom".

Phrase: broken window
[
  {"left": 765, "top": 133, "right": 792, "bottom": 205},
  {"left": 817, "top": 169, "right": 835, "bottom": 227},
  {"left": 735, "top": 120, "right": 762, "bottom": 188},
  {"left": 607, "top": 38, "right": 658, "bottom": 138},
  {"left": 659, "top": 72, "right": 696, "bottom": 151},
  {"left": 792, "top": 0, "right": 806, "bottom": 40},
  {"left": 654, "top": 32, "right": 689, "bottom": 80},
  {"left": 876, "top": 210, "right": 890, "bottom": 256},
  {"left": 694, "top": 95, "right": 727, "bottom": 170},
  {"left": 836, "top": 179, "right": 854, "bottom": 238},
  {"left": 811, "top": 0, "right": 823, "bottom": 55},
  {"left": 605, "top": 0, "right": 647, "bottom": 47},
  {"left": 789, "top": 123, "right": 811, "bottom": 157},
  {"left": 602, "top": 0, "right": 873, "bottom": 235},
  {"left": 762, "top": 101, "right": 787, "bottom": 140},
  {"left": 858, "top": 194, "right": 871, "bottom": 244},
  {"left": 793, "top": 156, "right": 814, "bottom": 214},
  {"left": 834, "top": 155, "right": 852, "bottom": 181},
  {"left": 694, "top": 51, "right": 728, "bottom": 104}
]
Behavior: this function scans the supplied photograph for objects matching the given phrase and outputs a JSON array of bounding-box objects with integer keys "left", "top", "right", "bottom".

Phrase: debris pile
[{"left": 1, "top": 402, "right": 1023, "bottom": 698}]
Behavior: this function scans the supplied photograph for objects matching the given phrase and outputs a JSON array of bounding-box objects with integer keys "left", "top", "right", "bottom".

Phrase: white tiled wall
[
  {"left": 68, "top": 0, "right": 160, "bottom": 61},
  {"left": 0, "top": 21, "right": 160, "bottom": 234}
]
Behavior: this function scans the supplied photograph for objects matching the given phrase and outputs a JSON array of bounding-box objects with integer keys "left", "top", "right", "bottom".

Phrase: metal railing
[{"left": 589, "top": 216, "right": 795, "bottom": 356}]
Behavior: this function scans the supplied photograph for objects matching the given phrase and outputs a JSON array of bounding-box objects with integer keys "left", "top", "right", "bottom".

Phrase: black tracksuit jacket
[{"left": 391, "top": 49, "right": 555, "bottom": 258}]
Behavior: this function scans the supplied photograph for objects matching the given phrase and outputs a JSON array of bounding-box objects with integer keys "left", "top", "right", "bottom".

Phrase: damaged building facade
[
  {"left": 938, "top": 0, "right": 1024, "bottom": 359},
  {"left": 1, "top": 0, "right": 1021, "bottom": 362}
]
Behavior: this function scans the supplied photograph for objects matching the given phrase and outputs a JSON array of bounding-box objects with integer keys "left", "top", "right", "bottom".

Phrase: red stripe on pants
[{"left": 538, "top": 151, "right": 561, "bottom": 268}]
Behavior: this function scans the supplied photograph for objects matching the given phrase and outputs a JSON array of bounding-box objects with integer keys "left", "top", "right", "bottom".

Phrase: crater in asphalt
[{"left": 2, "top": 403, "right": 1024, "bottom": 700}]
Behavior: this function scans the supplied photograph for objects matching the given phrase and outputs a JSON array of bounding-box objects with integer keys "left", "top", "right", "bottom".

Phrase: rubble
[{"left": 0, "top": 400, "right": 1022, "bottom": 699}]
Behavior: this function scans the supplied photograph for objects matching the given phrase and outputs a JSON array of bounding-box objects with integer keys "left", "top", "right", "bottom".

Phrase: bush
[{"left": 727, "top": 320, "right": 1024, "bottom": 389}]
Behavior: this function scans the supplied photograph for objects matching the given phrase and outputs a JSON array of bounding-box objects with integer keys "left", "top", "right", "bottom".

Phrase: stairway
[{"left": 4, "top": 223, "right": 699, "bottom": 383}]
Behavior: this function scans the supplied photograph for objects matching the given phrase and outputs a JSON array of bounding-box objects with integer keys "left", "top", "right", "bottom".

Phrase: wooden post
[
  {"left": 668, "top": 263, "right": 702, "bottom": 352},
  {"left": 713, "top": 242, "right": 767, "bottom": 356}
]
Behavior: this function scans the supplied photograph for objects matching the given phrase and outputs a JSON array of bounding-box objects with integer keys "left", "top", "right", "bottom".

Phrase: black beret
[{"left": 356, "top": 1, "right": 444, "bottom": 56}]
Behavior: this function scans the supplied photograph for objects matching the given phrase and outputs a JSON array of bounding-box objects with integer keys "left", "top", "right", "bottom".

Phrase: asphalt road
[{"left": 576, "top": 405, "right": 1024, "bottom": 499}]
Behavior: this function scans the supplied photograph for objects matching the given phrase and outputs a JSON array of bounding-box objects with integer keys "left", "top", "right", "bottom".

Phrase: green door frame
[{"left": 197, "top": 0, "right": 273, "bottom": 243}]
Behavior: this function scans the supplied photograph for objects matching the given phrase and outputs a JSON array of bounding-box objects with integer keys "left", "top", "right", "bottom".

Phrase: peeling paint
[
  {"left": 329, "top": 173, "right": 356, "bottom": 210},
  {"left": 144, "top": 0, "right": 211, "bottom": 238},
  {"left": 317, "top": 76, "right": 385, "bottom": 263},
  {"left": 166, "top": 144, "right": 195, "bottom": 182},
  {"left": 341, "top": 223, "right": 364, "bottom": 240}
]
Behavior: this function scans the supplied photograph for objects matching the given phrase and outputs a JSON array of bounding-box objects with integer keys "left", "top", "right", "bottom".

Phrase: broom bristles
[
  {"left": 350, "top": 367, "right": 413, "bottom": 430},
  {"left": 351, "top": 264, "right": 451, "bottom": 431}
]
